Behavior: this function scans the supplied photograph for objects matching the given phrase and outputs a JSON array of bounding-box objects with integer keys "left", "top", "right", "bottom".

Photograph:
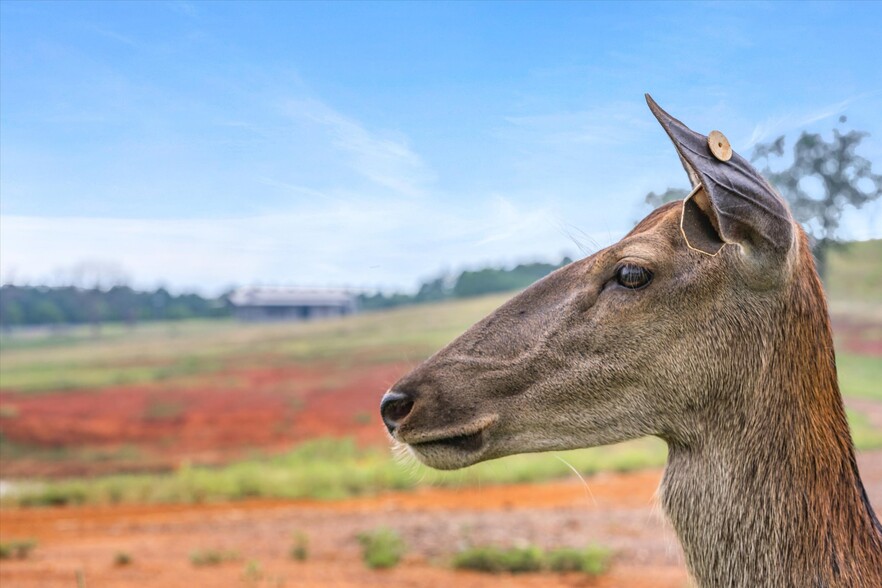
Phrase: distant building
[{"left": 228, "top": 287, "right": 357, "bottom": 322}]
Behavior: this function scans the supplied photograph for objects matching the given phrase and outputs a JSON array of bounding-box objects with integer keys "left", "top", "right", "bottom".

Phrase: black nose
[{"left": 380, "top": 390, "right": 414, "bottom": 434}]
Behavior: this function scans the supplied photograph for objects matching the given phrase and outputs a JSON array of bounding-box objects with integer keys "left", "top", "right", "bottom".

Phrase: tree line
[
  {"left": 357, "top": 258, "right": 572, "bottom": 311},
  {"left": 0, "top": 285, "right": 229, "bottom": 328},
  {"left": 0, "top": 258, "right": 573, "bottom": 328}
]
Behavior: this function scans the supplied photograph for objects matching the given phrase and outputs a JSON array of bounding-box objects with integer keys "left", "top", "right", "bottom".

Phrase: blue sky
[{"left": 2, "top": 1, "right": 881, "bottom": 293}]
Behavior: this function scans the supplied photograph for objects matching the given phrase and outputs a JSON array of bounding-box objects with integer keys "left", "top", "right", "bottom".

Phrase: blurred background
[{"left": 1, "top": 2, "right": 880, "bottom": 587}]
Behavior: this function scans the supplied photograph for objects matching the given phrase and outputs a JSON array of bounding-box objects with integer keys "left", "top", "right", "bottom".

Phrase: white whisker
[{"left": 554, "top": 454, "right": 596, "bottom": 506}]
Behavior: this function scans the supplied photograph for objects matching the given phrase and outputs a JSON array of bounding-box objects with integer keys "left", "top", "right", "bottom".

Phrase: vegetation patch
[
  {"left": 289, "top": 531, "right": 309, "bottom": 561},
  {"left": 241, "top": 560, "right": 263, "bottom": 583},
  {"left": 837, "top": 352, "right": 882, "bottom": 401},
  {"left": 144, "top": 399, "right": 185, "bottom": 421},
  {"left": 0, "top": 539, "right": 37, "bottom": 560},
  {"left": 546, "top": 545, "right": 611, "bottom": 575},
  {"left": 0, "top": 404, "right": 20, "bottom": 419},
  {"left": 453, "top": 545, "right": 543, "bottom": 574},
  {"left": 357, "top": 528, "right": 406, "bottom": 569},
  {"left": 848, "top": 409, "right": 882, "bottom": 449},
  {"left": 113, "top": 551, "right": 133, "bottom": 566},
  {"left": 189, "top": 549, "right": 241, "bottom": 567},
  {"left": 3, "top": 437, "right": 667, "bottom": 507},
  {"left": 453, "top": 544, "right": 610, "bottom": 576}
]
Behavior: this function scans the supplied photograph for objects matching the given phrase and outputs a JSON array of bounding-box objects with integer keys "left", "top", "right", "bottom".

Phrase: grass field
[{"left": 1, "top": 241, "right": 880, "bottom": 507}]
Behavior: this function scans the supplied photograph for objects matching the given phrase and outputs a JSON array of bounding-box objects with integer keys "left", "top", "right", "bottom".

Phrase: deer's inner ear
[{"left": 681, "top": 194, "right": 725, "bottom": 255}]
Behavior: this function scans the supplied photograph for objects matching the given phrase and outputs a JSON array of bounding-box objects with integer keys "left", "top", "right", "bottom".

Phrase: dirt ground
[
  {"left": 0, "top": 362, "right": 407, "bottom": 477},
  {"left": 3, "top": 451, "right": 882, "bottom": 588}
]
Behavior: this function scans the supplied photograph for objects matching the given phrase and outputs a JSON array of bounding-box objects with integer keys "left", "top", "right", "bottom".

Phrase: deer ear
[{"left": 645, "top": 94, "right": 794, "bottom": 269}]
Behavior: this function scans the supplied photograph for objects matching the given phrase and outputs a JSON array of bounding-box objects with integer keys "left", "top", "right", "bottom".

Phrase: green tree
[
  {"left": 751, "top": 123, "right": 882, "bottom": 281},
  {"left": 644, "top": 187, "right": 689, "bottom": 208},
  {"left": 0, "top": 300, "right": 24, "bottom": 328},
  {"left": 30, "top": 299, "right": 64, "bottom": 325}
]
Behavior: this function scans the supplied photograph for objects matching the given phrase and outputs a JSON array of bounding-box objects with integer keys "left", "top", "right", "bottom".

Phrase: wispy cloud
[
  {"left": 0, "top": 195, "right": 583, "bottom": 293},
  {"left": 746, "top": 95, "right": 864, "bottom": 148},
  {"left": 283, "top": 99, "right": 435, "bottom": 197},
  {"left": 165, "top": 1, "right": 197, "bottom": 18},
  {"left": 503, "top": 101, "right": 651, "bottom": 147},
  {"left": 87, "top": 25, "right": 139, "bottom": 48}
]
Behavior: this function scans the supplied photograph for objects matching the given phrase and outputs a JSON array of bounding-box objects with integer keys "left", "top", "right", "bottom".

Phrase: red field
[{"left": 0, "top": 361, "right": 410, "bottom": 477}]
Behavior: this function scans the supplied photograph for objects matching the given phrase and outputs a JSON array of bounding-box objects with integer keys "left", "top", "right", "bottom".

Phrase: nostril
[{"left": 380, "top": 391, "right": 414, "bottom": 433}]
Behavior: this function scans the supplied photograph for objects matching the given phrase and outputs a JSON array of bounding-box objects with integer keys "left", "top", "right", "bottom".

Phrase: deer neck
[{"left": 660, "top": 284, "right": 882, "bottom": 587}]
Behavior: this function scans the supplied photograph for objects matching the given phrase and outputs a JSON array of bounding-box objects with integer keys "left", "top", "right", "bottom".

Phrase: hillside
[{"left": 0, "top": 242, "right": 879, "bottom": 496}]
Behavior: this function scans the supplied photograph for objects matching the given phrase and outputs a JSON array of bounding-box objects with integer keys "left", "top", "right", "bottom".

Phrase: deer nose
[{"left": 380, "top": 390, "right": 414, "bottom": 434}]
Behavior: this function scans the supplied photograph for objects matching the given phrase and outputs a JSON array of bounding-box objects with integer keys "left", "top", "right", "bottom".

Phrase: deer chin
[{"left": 397, "top": 415, "right": 498, "bottom": 470}]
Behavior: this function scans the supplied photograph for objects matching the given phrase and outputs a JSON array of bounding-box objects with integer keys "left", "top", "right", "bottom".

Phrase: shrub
[
  {"left": 189, "top": 549, "right": 240, "bottom": 566},
  {"left": 453, "top": 544, "right": 611, "bottom": 576},
  {"left": 0, "top": 539, "right": 37, "bottom": 560},
  {"left": 452, "top": 546, "right": 507, "bottom": 573},
  {"left": 242, "top": 560, "right": 263, "bottom": 583},
  {"left": 113, "top": 551, "right": 133, "bottom": 566},
  {"left": 501, "top": 546, "right": 544, "bottom": 573},
  {"left": 357, "top": 528, "right": 405, "bottom": 569},
  {"left": 577, "top": 544, "right": 611, "bottom": 576},
  {"left": 290, "top": 532, "right": 308, "bottom": 561},
  {"left": 453, "top": 545, "right": 543, "bottom": 574},
  {"left": 18, "top": 485, "right": 87, "bottom": 507}
]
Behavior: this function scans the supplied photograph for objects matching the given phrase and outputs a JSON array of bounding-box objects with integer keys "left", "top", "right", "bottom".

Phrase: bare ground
[{"left": 3, "top": 450, "right": 882, "bottom": 588}]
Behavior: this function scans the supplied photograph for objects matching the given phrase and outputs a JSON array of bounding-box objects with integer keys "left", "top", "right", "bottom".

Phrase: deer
[{"left": 379, "top": 95, "right": 882, "bottom": 586}]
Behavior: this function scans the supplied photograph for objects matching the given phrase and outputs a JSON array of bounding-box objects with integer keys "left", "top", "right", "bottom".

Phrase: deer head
[
  {"left": 380, "top": 95, "right": 797, "bottom": 471},
  {"left": 379, "top": 95, "right": 882, "bottom": 586}
]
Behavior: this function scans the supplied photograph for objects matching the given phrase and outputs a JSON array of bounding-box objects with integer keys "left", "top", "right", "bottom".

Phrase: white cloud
[
  {"left": 0, "top": 194, "right": 605, "bottom": 294},
  {"left": 746, "top": 96, "right": 858, "bottom": 148},
  {"left": 283, "top": 99, "right": 435, "bottom": 197}
]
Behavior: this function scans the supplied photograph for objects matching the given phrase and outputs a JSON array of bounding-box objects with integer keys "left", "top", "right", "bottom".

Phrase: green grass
[
  {"left": 453, "top": 545, "right": 544, "bottom": 574},
  {"left": 0, "top": 435, "right": 141, "bottom": 466},
  {"left": 3, "top": 437, "right": 667, "bottom": 507},
  {"left": 848, "top": 409, "right": 882, "bottom": 449},
  {"left": 452, "top": 544, "right": 610, "bottom": 575},
  {"left": 289, "top": 532, "right": 309, "bottom": 561},
  {"left": 826, "top": 240, "right": 882, "bottom": 304},
  {"left": 0, "top": 539, "right": 37, "bottom": 560},
  {"left": 4, "top": 401, "right": 880, "bottom": 508},
  {"left": 0, "top": 295, "right": 512, "bottom": 393},
  {"left": 357, "top": 528, "right": 406, "bottom": 569},
  {"left": 189, "top": 549, "right": 241, "bottom": 567},
  {"left": 837, "top": 352, "right": 882, "bottom": 401}
]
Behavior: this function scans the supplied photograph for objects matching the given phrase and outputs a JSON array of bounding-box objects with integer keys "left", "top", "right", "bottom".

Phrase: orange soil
[
  {"left": 3, "top": 452, "right": 881, "bottom": 587},
  {"left": 0, "top": 362, "right": 411, "bottom": 476},
  {"left": 0, "top": 469, "right": 688, "bottom": 588}
]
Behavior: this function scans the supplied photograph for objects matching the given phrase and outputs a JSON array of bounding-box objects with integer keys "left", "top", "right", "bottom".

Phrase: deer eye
[{"left": 616, "top": 264, "right": 653, "bottom": 289}]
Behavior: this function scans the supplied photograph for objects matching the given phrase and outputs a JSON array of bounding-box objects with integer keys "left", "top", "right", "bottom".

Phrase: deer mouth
[
  {"left": 410, "top": 429, "right": 485, "bottom": 452},
  {"left": 399, "top": 415, "right": 497, "bottom": 469}
]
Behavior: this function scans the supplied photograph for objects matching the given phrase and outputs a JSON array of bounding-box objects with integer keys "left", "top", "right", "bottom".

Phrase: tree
[
  {"left": 644, "top": 121, "right": 881, "bottom": 283},
  {"left": 645, "top": 187, "right": 689, "bottom": 209},
  {"left": 751, "top": 121, "right": 882, "bottom": 281}
]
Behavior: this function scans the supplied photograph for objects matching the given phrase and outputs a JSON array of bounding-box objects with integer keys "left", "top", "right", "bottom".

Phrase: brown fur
[{"left": 383, "top": 195, "right": 882, "bottom": 586}]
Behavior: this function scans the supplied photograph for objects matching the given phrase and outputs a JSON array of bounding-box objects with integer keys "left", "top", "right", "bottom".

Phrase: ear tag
[{"left": 707, "top": 130, "right": 732, "bottom": 162}]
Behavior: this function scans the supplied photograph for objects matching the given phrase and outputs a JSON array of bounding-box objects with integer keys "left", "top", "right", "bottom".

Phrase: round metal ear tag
[{"left": 707, "top": 130, "right": 732, "bottom": 162}]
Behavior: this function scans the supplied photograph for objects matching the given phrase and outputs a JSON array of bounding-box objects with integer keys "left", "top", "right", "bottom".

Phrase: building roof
[{"left": 228, "top": 287, "right": 355, "bottom": 307}]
